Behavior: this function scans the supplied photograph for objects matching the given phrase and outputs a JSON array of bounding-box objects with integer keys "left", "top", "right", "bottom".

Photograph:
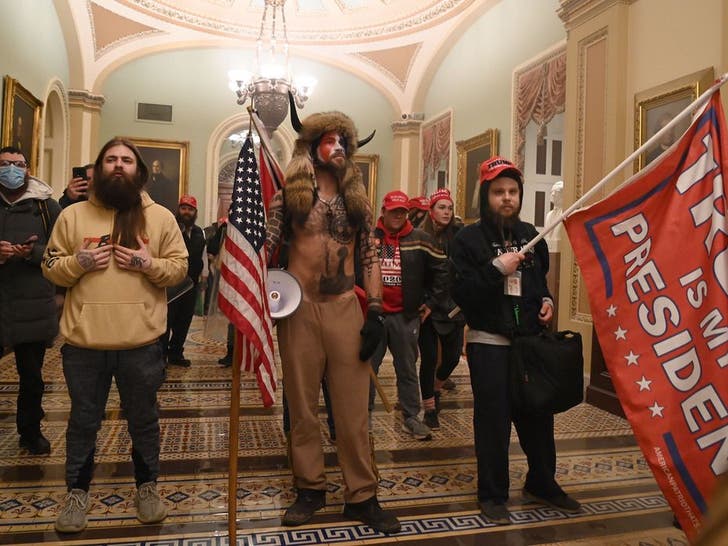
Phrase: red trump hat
[
  {"left": 479, "top": 156, "right": 522, "bottom": 185},
  {"left": 408, "top": 196, "right": 430, "bottom": 211},
  {"left": 382, "top": 190, "right": 410, "bottom": 210},
  {"left": 179, "top": 195, "right": 198, "bottom": 209}
]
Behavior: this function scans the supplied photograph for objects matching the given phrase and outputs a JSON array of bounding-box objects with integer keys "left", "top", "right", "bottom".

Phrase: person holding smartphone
[
  {"left": 0, "top": 146, "right": 62, "bottom": 455},
  {"left": 59, "top": 163, "right": 93, "bottom": 208}
]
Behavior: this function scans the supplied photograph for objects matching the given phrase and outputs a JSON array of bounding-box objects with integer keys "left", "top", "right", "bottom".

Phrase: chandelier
[{"left": 228, "top": 0, "right": 316, "bottom": 136}]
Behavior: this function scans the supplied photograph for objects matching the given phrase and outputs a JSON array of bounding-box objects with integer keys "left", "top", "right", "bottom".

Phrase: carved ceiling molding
[
  {"left": 115, "top": 0, "right": 471, "bottom": 43},
  {"left": 354, "top": 43, "right": 422, "bottom": 90},
  {"left": 391, "top": 119, "right": 423, "bottom": 136},
  {"left": 557, "top": 0, "right": 635, "bottom": 31},
  {"left": 68, "top": 89, "right": 107, "bottom": 112},
  {"left": 90, "top": 1, "right": 164, "bottom": 60}
]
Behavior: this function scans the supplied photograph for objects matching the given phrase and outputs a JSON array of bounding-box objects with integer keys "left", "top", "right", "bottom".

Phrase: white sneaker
[
  {"left": 54, "top": 488, "right": 89, "bottom": 533},
  {"left": 401, "top": 416, "right": 432, "bottom": 440},
  {"left": 135, "top": 481, "right": 168, "bottom": 524}
]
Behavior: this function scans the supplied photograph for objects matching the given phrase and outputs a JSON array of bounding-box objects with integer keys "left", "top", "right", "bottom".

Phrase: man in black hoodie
[
  {"left": 450, "top": 156, "right": 580, "bottom": 525},
  {"left": 164, "top": 194, "right": 206, "bottom": 366}
]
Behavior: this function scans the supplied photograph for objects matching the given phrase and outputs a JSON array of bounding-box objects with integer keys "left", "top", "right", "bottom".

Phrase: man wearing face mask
[
  {"left": 163, "top": 194, "right": 207, "bottom": 367},
  {"left": 0, "top": 146, "right": 62, "bottom": 455}
]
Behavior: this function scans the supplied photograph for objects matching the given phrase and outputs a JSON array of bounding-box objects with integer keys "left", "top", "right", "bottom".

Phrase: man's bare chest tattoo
[
  {"left": 319, "top": 246, "right": 354, "bottom": 294},
  {"left": 312, "top": 195, "right": 354, "bottom": 244},
  {"left": 312, "top": 195, "right": 355, "bottom": 294}
]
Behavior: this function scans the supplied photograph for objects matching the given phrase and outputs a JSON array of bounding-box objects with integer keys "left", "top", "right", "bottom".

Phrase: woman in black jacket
[{"left": 417, "top": 188, "right": 464, "bottom": 430}]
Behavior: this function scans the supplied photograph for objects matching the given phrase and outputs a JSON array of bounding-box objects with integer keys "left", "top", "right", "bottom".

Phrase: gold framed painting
[
  {"left": 456, "top": 129, "right": 499, "bottom": 224},
  {"left": 120, "top": 137, "right": 189, "bottom": 213},
  {"left": 634, "top": 67, "right": 714, "bottom": 171},
  {"left": 1, "top": 76, "right": 43, "bottom": 175},
  {"left": 354, "top": 153, "right": 379, "bottom": 208}
]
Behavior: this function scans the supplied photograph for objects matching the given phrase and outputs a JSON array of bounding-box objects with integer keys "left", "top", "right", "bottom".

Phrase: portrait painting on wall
[
  {"left": 121, "top": 137, "right": 189, "bottom": 214},
  {"left": 420, "top": 110, "right": 452, "bottom": 198},
  {"left": 1, "top": 76, "right": 43, "bottom": 175},
  {"left": 456, "top": 129, "right": 499, "bottom": 224},
  {"left": 354, "top": 153, "right": 379, "bottom": 208},
  {"left": 634, "top": 67, "right": 714, "bottom": 171}
]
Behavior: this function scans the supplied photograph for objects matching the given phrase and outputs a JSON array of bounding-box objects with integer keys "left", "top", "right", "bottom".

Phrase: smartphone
[{"left": 72, "top": 166, "right": 88, "bottom": 180}]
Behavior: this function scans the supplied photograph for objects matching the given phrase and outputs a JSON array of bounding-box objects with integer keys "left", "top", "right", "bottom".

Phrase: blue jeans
[{"left": 61, "top": 342, "right": 166, "bottom": 491}]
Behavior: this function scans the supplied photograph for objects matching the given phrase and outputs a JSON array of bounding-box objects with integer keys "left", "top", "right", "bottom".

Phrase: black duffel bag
[{"left": 509, "top": 330, "right": 584, "bottom": 415}]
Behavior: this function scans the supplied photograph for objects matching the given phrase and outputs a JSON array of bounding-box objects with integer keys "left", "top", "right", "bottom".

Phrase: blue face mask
[{"left": 0, "top": 164, "right": 26, "bottom": 190}]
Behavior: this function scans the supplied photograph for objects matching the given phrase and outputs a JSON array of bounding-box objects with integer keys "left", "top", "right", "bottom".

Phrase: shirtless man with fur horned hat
[{"left": 266, "top": 106, "right": 401, "bottom": 534}]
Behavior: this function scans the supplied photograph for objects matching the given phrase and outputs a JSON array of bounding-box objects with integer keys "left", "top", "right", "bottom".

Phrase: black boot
[
  {"left": 281, "top": 488, "right": 325, "bottom": 526},
  {"left": 19, "top": 432, "right": 51, "bottom": 455},
  {"left": 343, "top": 496, "right": 401, "bottom": 534}
]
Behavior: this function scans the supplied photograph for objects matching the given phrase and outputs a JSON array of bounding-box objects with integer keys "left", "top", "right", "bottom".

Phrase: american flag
[{"left": 218, "top": 133, "right": 276, "bottom": 407}]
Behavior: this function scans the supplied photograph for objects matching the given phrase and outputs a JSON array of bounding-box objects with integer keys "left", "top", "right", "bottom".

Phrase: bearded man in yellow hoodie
[{"left": 42, "top": 138, "right": 188, "bottom": 534}]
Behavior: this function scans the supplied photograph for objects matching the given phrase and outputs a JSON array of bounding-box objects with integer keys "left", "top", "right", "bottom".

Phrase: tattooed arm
[
  {"left": 266, "top": 190, "right": 284, "bottom": 264},
  {"left": 359, "top": 215, "right": 382, "bottom": 313}
]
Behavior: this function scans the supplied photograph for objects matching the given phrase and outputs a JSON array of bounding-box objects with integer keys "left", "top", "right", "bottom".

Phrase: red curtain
[
  {"left": 513, "top": 52, "right": 566, "bottom": 170},
  {"left": 421, "top": 114, "right": 451, "bottom": 185}
]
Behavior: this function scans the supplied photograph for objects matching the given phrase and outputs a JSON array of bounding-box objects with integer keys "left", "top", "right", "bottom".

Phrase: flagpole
[
  {"left": 520, "top": 71, "right": 728, "bottom": 254},
  {"left": 228, "top": 334, "right": 241, "bottom": 543},
  {"left": 248, "top": 106, "right": 284, "bottom": 175}
]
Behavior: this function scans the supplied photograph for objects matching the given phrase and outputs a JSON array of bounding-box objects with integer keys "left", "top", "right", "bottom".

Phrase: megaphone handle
[{"left": 368, "top": 366, "right": 393, "bottom": 413}]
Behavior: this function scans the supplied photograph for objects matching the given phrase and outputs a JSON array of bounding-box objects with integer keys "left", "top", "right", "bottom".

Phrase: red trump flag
[{"left": 564, "top": 92, "right": 728, "bottom": 539}]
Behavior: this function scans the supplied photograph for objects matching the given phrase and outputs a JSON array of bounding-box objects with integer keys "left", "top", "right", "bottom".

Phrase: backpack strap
[{"left": 37, "top": 199, "right": 51, "bottom": 239}]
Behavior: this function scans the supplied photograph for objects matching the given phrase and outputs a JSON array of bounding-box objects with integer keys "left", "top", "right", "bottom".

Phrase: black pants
[
  {"left": 14, "top": 342, "right": 47, "bottom": 437},
  {"left": 418, "top": 319, "right": 464, "bottom": 400},
  {"left": 62, "top": 343, "right": 165, "bottom": 491},
  {"left": 466, "top": 342, "right": 563, "bottom": 503},
  {"left": 164, "top": 284, "right": 197, "bottom": 358}
]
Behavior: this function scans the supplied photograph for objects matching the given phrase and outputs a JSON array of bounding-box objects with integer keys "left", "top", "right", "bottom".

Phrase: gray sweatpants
[{"left": 369, "top": 312, "right": 421, "bottom": 420}]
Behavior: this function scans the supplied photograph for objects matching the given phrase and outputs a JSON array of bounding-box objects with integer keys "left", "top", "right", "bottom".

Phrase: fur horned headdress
[{"left": 284, "top": 94, "right": 375, "bottom": 227}]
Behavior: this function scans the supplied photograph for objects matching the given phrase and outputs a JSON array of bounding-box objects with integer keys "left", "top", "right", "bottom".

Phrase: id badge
[{"left": 504, "top": 270, "right": 522, "bottom": 296}]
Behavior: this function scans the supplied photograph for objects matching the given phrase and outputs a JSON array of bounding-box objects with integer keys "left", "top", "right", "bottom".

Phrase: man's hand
[
  {"left": 359, "top": 309, "right": 384, "bottom": 361},
  {"left": 114, "top": 236, "right": 152, "bottom": 271},
  {"left": 65, "top": 177, "right": 89, "bottom": 201},
  {"left": 0, "top": 240, "right": 14, "bottom": 262},
  {"left": 495, "top": 252, "right": 525, "bottom": 275},
  {"left": 418, "top": 303, "right": 431, "bottom": 323},
  {"left": 13, "top": 235, "right": 38, "bottom": 259},
  {"left": 538, "top": 301, "right": 554, "bottom": 325},
  {"left": 76, "top": 239, "right": 112, "bottom": 272}
]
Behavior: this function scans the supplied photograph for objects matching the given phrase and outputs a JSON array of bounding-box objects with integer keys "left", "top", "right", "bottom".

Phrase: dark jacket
[
  {"left": 182, "top": 224, "right": 206, "bottom": 283},
  {"left": 0, "top": 179, "right": 61, "bottom": 345},
  {"left": 450, "top": 218, "right": 550, "bottom": 337},
  {"left": 373, "top": 220, "right": 449, "bottom": 320},
  {"left": 59, "top": 192, "right": 87, "bottom": 209},
  {"left": 420, "top": 216, "right": 464, "bottom": 333}
]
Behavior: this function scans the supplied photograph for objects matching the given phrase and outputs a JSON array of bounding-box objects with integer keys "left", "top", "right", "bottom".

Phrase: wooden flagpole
[{"left": 227, "top": 335, "right": 241, "bottom": 544}]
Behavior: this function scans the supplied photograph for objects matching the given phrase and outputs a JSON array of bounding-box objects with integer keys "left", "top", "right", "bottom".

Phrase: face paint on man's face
[{"left": 316, "top": 131, "right": 346, "bottom": 166}]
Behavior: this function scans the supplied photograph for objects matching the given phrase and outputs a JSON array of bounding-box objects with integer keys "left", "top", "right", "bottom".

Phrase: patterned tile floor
[{"left": 0, "top": 317, "right": 687, "bottom": 545}]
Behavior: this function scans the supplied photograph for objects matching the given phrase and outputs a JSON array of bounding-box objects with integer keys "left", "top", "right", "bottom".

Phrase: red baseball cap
[
  {"left": 382, "top": 190, "right": 410, "bottom": 211},
  {"left": 479, "top": 156, "right": 522, "bottom": 185},
  {"left": 179, "top": 195, "right": 197, "bottom": 209},
  {"left": 429, "top": 188, "right": 453, "bottom": 207},
  {"left": 408, "top": 196, "right": 430, "bottom": 211}
]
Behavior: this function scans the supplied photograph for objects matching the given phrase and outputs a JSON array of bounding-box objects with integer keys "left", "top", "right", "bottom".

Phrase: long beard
[
  {"left": 484, "top": 206, "right": 519, "bottom": 241},
  {"left": 177, "top": 212, "right": 197, "bottom": 228},
  {"left": 95, "top": 171, "right": 144, "bottom": 210}
]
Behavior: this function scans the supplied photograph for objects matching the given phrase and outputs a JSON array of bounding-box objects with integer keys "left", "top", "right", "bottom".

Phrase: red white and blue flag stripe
[{"left": 218, "top": 133, "right": 276, "bottom": 407}]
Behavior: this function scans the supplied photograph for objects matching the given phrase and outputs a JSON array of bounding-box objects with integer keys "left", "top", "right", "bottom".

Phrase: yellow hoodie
[{"left": 42, "top": 192, "right": 188, "bottom": 349}]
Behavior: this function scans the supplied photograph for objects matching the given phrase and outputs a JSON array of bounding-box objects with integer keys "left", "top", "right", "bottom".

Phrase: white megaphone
[{"left": 267, "top": 269, "right": 302, "bottom": 319}]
